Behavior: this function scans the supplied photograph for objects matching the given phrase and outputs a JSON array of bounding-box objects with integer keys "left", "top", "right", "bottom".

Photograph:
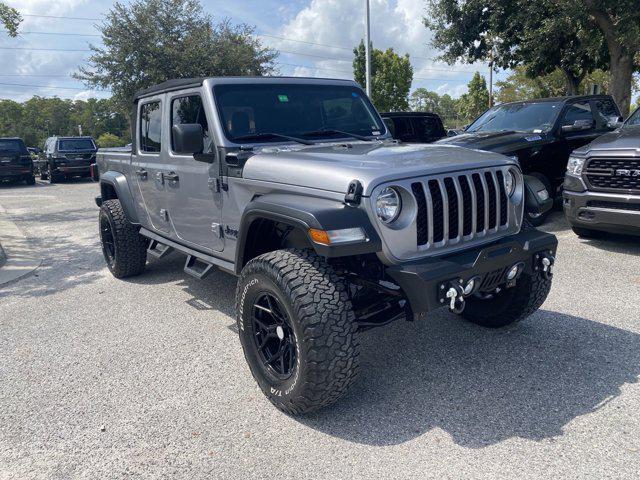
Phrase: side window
[
  {"left": 593, "top": 99, "right": 620, "bottom": 126},
  {"left": 626, "top": 108, "right": 640, "bottom": 126},
  {"left": 561, "top": 101, "right": 594, "bottom": 128},
  {"left": 171, "top": 95, "right": 211, "bottom": 153},
  {"left": 139, "top": 101, "right": 162, "bottom": 153}
]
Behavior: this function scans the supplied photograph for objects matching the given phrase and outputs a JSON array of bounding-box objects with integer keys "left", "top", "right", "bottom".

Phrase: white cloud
[{"left": 273, "top": 0, "right": 488, "bottom": 97}]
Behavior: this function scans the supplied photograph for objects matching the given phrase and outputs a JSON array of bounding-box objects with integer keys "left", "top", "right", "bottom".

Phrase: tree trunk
[
  {"left": 609, "top": 53, "right": 634, "bottom": 118},
  {"left": 561, "top": 69, "right": 581, "bottom": 95}
]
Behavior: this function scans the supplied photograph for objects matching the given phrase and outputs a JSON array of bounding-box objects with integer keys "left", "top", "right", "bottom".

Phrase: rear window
[
  {"left": 0, "top": 139, "right": 27, "bottom": 154},
  {"left": 57, "top": 138, "right": 96, "bottom": 151}
]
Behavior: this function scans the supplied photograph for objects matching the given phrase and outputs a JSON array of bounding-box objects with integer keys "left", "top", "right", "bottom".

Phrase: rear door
[
  {"left": 164, "top": 91, "right": 223, "bottom": 252},
  {"left": 131, "top": 96, "right": 171, "bottom": 233}
]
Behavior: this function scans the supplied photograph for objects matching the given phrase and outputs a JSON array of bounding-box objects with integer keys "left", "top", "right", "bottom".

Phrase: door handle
[
  {"left": 135, "top": 168, "right": 147, "bottom": 179},
  {"left": 165, "top": 172, "right": 179, "bottom": 183}
]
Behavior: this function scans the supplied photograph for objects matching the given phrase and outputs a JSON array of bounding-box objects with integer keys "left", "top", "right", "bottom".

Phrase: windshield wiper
[
  {"left": 231, "top": 132, "right": 315, "bottom": 146},
  {"left": 300, "top": 129, "right": 373, "bottom": 141}
]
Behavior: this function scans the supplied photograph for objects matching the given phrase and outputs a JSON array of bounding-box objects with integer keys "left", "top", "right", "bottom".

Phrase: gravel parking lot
[{"left": 1, "top": 180, "right": 639, "bottom": 479}]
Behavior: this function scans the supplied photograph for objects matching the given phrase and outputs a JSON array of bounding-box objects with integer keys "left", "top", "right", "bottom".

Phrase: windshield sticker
[
  {"left": 277, "top": 94, "right": 289, "bottom": 102},
  {"left": 525, "top": 135, "right": 542, "bottom": 142},
  {"left": 372, "top": 130, "right": 381, "bottom": 135}
]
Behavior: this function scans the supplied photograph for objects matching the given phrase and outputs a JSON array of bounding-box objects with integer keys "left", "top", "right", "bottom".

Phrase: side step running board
[
  {"left": 139, "top": 227, "right": 235, "bottom": 276},
  {"left": 147, "top": 239, "right": 173, "bottom": 259},
  {"left": 183, "top": 255, "right": 215, "bottom": 279}
]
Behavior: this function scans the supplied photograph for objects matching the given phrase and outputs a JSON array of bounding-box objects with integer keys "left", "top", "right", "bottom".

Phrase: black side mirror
[
  {"left": 523, "top": 175, "right": 553, "bottom": 216},
  {"left": 561, "top": 119, "right": 594, "bottom": 133},
  {"left": 172, "top": 124, "right": 204, "bottom": 155}
]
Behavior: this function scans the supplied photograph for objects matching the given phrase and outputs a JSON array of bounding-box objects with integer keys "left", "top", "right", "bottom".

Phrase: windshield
[
  {"left": 57, "top": 138, "right": 96, "bottom": 151},
  {"left": 467, "top": 101, "right": 563, "bottom": 133},
  {"left": 0, "top": 139, "right": 26, "bottom": 154},
  {"left": 625, "top": 107, "right": 640, "bottom": 127},
  {"left": 214, "top": 83, "right": 385, "bottom": 143}
]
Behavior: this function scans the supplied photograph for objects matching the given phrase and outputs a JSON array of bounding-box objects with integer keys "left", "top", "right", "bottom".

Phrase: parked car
[
  {"left": 380, "top": 111, "right": 447, "bottom": 143},
  {"left": 39, "top": 136, "right": 97, "bottom": 183},
  {"left": 95, "top": 77, "right": 557, "bottom": 414},
  {"left": 0, "top": 137, "right": 35, "bottom": 185},
  {"left": 563, "top": 105, "right": 640, "bottom": 238},
  {"left": 437, "top": 95, "right": 622, "bottom": 225}
]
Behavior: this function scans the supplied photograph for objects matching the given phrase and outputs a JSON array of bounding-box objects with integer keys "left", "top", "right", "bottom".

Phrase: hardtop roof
[{"left": 133, "top": 76, "right": 360, "bottom": 101}]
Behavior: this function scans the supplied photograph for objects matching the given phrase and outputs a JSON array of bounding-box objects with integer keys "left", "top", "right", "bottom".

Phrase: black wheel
[
  {"left": 526, "top": 173, "right": 553, "bottom": 226},
  {"left": 461, "top": 269, "right": 552, "bottom": 328},
  {"left": 25, "top": 175, "right": 36, "bottom": 185},
  {"left": 236, "top": 249, "right": 359, "bottom": 414},
  {"left": 39, "top": 167, "right": 48, "bottom": 180},
  {"left": 99, "top": 199, "right": 147, "bottom": 278},
  {"left": 48, "top": 165, "right": 60, "bottom": 184},
  {"left": 572, "top": 226, "right": 604, "bottom": 239}
]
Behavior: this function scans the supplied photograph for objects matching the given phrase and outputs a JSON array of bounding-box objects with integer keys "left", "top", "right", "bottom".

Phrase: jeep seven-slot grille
[
  {"left": 412, "top": 169, "right": 509, "bottom": 247},
  {"left": 583, "top": 157, "right": 640, "bottom": 192}
]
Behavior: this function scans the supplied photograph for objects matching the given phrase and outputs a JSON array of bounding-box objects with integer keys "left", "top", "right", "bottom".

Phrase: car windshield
[
  {"left": 624, "top": 107, "right": 640, "bottom": 127},
  {"left": 214, "top": 83, "right": 385, "bottom": 143},
  {"left": 0, "top": 139, "right": 26, "bottom": 154},
  {"left": 467, "top": 101, "right": 563, "bottom": 133},
  {"left": 57, "top": 138, "right": 95, "bottom": 151}
]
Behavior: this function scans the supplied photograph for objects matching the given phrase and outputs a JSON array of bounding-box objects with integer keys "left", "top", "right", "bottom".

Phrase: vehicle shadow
[
  {"left": 297, "top": 309, "right": 640, "bottom": 448},
  {"left": 578, "top": 234, "right": 640, "bottom": 256},
  {"left": 538, "top": 210, "right": 571, "bottom": 234}
]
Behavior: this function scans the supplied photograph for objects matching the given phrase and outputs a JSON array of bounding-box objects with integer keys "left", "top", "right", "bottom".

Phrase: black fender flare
[
  {"left": 99, "top": 171, "right": 140, "bottom": 224},
  {"left": 523, "top": 174, "right": 553, "bottom": 216},
  {"left": 235, "top": 193, "right": 381, "bottom": 273}
]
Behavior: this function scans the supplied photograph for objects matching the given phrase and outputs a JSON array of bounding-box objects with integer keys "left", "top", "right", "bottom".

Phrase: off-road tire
[
  {"left": 39, "top": 168, "right": 48, "bottom": 180},
  {"left": 572, "top": 226, "right": 604, "bottom": 239},
  {"left": 462, "top": 268, "right": 552, "bottom": 328},
  {"left": 236, "top": 249, "right": 359, "bottom": 415},
  {"left": 48, "top": 165, "right": 61, "bottom": 184},
  {"left": 99, "top": 199, "right": 147, "bottom": 278},
  {"left": 25, "top": 175, "right": 36, "bottom": 185}
]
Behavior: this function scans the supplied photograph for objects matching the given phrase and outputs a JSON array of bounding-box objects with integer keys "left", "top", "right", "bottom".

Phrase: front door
[
  {"left": 131, "top": 98, "right": 171, "bottom": 233},
  {"left": 556, "top": 100, "right": 602, "bottom": 180},
  {"left": 164, "top": 92, "right": 223, "bottom": 252}
]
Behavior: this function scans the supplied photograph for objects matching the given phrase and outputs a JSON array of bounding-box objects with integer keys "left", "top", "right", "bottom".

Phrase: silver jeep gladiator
[{"left": 96, "top": 77, "right": 557, "bottom": 414}]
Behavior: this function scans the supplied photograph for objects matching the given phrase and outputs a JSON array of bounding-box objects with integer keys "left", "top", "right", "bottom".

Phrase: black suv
[
  {"left": 381, "top": 112, "right": 447, "bottom": 143},
  {"left": 0, "top": 137, "right": 35, "bottom": 185},
  {"left": 437, "top": 95, "right": 622, "bottom": 224},
  {"left": 39, "top": 136, "right": 97, "bottom": 183}
]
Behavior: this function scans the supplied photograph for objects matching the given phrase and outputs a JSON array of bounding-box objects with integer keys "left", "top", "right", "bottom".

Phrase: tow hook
[
  {"left": 439, "top": 281, "right": 466, "bottom": 314},
  {"left": 535, "top": 252, "right": 555, "bottom": 280}
]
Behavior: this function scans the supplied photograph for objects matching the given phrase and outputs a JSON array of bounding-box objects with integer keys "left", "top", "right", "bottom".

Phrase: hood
[
  {"left": 436, "top": 130, "right": 548, "bottom": 154},
  {"left": 242, "top": 141, "right": 515, "bottom": 196},
  {"left": 574, "top": 125, "right": 640, "bottom": 156}
]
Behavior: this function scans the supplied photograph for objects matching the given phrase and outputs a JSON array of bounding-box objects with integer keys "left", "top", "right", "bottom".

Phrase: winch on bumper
[{"left": 385, "top": 227, "right": 557, "bottom": 319}]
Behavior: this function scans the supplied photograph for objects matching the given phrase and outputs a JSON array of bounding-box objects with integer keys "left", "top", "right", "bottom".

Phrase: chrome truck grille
[{"left": 370, "top": 166, "right": 523, "bottom": 261}]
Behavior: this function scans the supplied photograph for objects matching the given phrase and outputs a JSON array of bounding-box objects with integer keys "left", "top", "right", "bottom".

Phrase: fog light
[
  {"left": 463, "top": 279, "right": 475, "bottom": 295},
  {"left": 507, "top": 264, "right": 520, "bottom": 281}
]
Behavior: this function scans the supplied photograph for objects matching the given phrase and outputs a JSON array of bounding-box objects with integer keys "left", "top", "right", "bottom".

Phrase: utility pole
[
  {"left": 488, "top": 49, "right": 494, "bottom": 108},
  {"left": 364, "top": 0, "right": 372, "bottom": 97}
]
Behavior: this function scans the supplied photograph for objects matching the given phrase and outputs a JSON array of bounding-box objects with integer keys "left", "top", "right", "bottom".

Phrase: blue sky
[{"left": 1, "top": 0, "right": 503, "bottom": 102}]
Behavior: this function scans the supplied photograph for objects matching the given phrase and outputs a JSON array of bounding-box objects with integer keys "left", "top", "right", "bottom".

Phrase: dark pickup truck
[
  {"left": 0, "top": 138, "right": 35, "bottom": 185},
  {"left": 437, "top": 95, "right": 622, "bottom": 224},
  {"left": 381, "top": 112, "right": 447, "bottom": 143},
  {"left": 563, "top": 105, "right": 640, "bottom": 238}
]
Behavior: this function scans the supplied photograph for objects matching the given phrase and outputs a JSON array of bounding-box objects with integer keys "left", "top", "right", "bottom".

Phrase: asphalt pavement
[{"left": 1, "top": 179, "right": 639, "bottom": 479}]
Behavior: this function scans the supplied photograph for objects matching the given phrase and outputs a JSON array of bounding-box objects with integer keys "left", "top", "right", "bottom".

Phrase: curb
[{"left": 0, "top": 213, "right": 42, "bottom": 288}]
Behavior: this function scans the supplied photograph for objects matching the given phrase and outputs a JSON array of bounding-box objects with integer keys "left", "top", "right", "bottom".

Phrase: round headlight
[
  {"left": 376, "top": 187, "right": 402, "bottom": 224},
  {"left": 504, "top": 170, "right": 517, "bottom": 197}
]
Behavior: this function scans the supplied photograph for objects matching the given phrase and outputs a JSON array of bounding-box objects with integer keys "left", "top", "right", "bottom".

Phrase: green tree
[
  {"left": 96, "top": 133, "right": 126, "bottom": 148},
  {"left": 410, "top": 88, "right": 461, "bottom": 128},
  {"left": 425, "top": 0, "right": 639, "bottom": 115},
  {"left": 457, "top": 72, "right": 489, "bottom": 123},
  {"left": 75, "top": 0, "right": 278, "bottom": 111},
  {"left": 353, "top": 41, "right": 413, "bottom": 111},
  {"left": 0, "top": 2, "right": 21, "bottom": 37}
]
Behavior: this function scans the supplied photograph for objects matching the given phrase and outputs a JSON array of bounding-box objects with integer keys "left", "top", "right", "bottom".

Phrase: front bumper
[
  {"left": 563, "top": 190, "right": 640, "bottom": 236},
  {"left": 386, "top": 228, "right": 557, "bottom": 319}
]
